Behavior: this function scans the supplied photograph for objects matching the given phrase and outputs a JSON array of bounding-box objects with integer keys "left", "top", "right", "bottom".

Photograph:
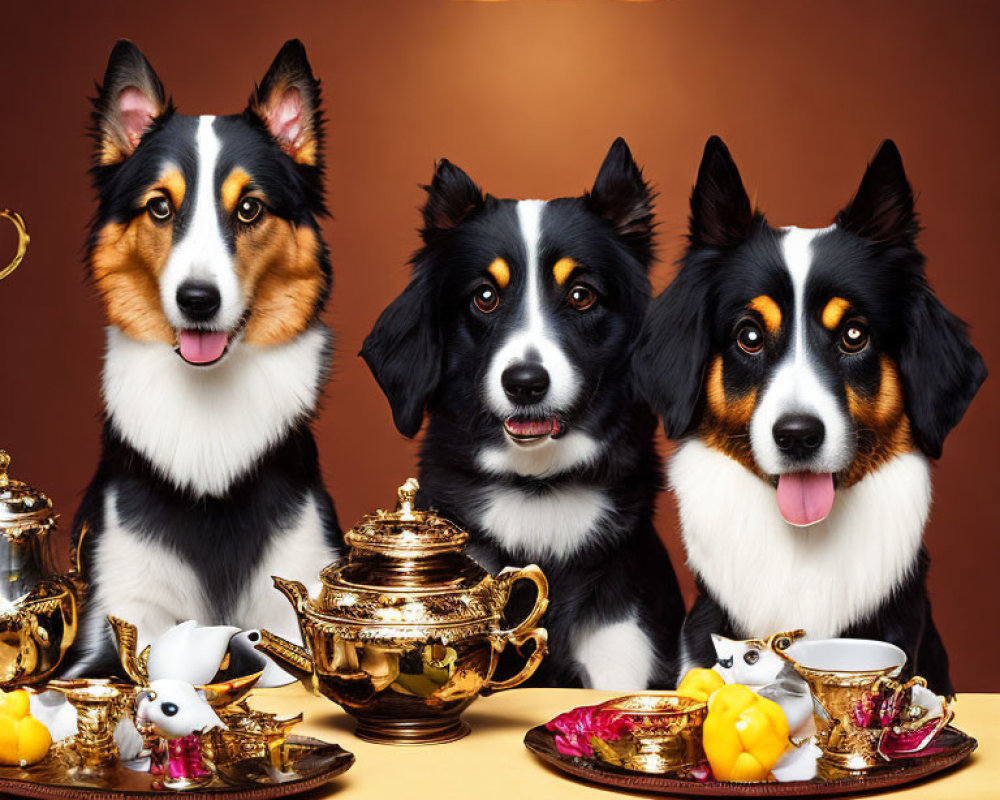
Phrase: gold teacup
[
  {"left": 591, "top": 694, "right": 707, "bottom": 775},
  {"left": 774, "top": 638, "right": 949, "bottom": 770}
]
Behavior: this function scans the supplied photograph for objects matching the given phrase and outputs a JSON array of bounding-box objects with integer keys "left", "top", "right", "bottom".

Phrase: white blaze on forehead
[
  {"left": 750, "top": 225, "right": 852, "bottom": 475},
  {"left": 483, "top": 200, "right": 580, "bottom": 419},
  {"left": 159, "top": 115, "right": 244, "bottom": 331}
]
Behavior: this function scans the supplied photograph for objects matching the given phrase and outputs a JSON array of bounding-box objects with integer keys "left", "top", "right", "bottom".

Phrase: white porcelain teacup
[{"left": 774, "top": 638, "right": 949, "bottom": 770}]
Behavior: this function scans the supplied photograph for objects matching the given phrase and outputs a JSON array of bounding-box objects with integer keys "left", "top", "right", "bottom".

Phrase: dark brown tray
[
  {"left": 524, "top": 724, "right": 977, "bottom": 797},
  {"left": 0, "top": 735, "right": 353, "bottom": 799}
]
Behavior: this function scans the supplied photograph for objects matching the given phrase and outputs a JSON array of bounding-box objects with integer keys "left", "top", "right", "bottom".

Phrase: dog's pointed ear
[
  {"left": 360, "top": 272, "right": 441, "bottom": 438},
  {"left": 689, "top": 136, "right": 754, "bottom": 248},
  {"left": 420, "top": 160, "right": 485, "bottom": 242},
  {"left": 587, "top": 137, "right": 656, "bottom": 263},
  {"left": 836, "top": 140, "right": 918, "bottom": 246},
  {"left": 632, "top": 266, "right": 714, "bottom": 438},
  {"left": 92, "top": 40, "right": 167, "bottom": 166},
  {"left": 898, "top": 286, "right": 986, "bottom": 458},
  {"left": 248, "top": 39, "right": 323, "bottom": 167}
]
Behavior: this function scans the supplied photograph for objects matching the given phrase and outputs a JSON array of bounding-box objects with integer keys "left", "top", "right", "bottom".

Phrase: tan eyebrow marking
[
  {"left": 140, "top": 167, "right": 186, "bottom": 210},
  {"left": 221, "top": 168, "right": 252, "bottom": 214},
  {"left": 552, "top": 257, "right": 577, "bottom": 286},
  {"left": 160, "top": 168, "right": 186, "bottom": 209},
  {"left": 822, "top": 296, "right": 851, "bottom": 329},
  {"left": 749, "top": 295, "right": 782, "bottom": 333},
  {"left": 487, "top": 257, "right": 510, "bottom": 289}
]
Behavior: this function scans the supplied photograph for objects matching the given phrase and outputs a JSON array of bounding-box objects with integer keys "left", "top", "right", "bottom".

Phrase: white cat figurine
[{"left": 711, "top": 631, "right": 819, "bottom": 781}]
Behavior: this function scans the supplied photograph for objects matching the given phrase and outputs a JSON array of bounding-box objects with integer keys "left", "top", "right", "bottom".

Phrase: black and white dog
[
  {"left": 635, "top": 136, "right": 985, "bottom": 694},
  {"left": 361, "top": 140, "right": 685, "bottom": 689},
  {"left": 68, "top": 40, "right": 341, "bottom": 675}
]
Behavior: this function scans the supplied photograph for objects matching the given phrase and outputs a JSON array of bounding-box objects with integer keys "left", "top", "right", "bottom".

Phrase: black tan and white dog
[
  {"left": 635, "top": 136, "right": 986, "bottom": 694},
  {"left": 67, "top": 40, "right": 340, "bottom": 675},
  {"left": 361, "top": 140, "right": 686, "bottom": 689}
]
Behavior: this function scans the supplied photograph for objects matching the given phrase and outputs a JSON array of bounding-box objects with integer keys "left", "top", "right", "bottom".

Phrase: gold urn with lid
[
  {"left": 257, "top": 478, "right": 549, "bottom": 744},
  {"left": 0, "top": 450, "right": 79, "bottom": 686}
]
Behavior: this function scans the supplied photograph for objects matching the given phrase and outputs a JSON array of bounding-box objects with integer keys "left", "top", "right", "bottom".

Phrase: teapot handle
[
  {"left": 493, "top": 564, "right": 549, "bottom": 640},
  {"left": 481, "top": 565, "right": 550, "bottom": 694},
  {"left": 482, "top": 628, "right": 548, "bottom": 694},
  {"left": 0, "top": 209, "right": 29, "bottom": 282}
]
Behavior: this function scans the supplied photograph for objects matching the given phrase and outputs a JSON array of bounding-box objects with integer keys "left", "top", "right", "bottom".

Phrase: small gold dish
[{"left": 593, "top": 694, "right": 707, "bottom": 775}]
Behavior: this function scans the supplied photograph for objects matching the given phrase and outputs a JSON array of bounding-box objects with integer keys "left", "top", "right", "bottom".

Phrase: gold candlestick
[{"left": 48, "top": 679, "right": 133, "bottom": 770}]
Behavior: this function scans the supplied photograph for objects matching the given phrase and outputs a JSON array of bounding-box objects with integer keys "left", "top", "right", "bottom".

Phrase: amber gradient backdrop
[{"left": 0, "top": 1, "right": 996, "bottom": 689}]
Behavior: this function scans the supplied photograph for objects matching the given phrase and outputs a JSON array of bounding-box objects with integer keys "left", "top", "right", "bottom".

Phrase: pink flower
[{"left": 546, "top": 705, "right": 633, "bottom": 758}]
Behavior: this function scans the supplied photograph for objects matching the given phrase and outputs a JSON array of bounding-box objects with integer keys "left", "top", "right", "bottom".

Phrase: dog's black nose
[
  {"left": 773, "top": 414, "right": 825, "bottom": 459},
  {"left": 502, "top": 362, "right": 550, "bottom": 405},
  {"left": 176, "top": 281, "right": 221, "bottom": 322}
]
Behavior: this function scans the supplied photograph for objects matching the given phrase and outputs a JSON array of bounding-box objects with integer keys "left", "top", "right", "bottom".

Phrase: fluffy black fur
[{"left": 362, "top": 139, "right": 685, "bottom": 688}]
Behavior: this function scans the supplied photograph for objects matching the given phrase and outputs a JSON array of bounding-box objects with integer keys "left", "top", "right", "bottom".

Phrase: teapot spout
[
  {"left": 255, "top": 630, "right": 315, "bottom": 688},
  {"left": 271, "top": 576, "right": 310, "bottom": 614}
]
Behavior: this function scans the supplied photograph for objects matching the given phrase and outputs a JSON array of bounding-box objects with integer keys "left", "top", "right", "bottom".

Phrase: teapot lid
[
  {"left": 344, "top": 478, "right": 468, "bottom": 556},
  {"left": 0, "top": 451, "right": 57, "bottom": 536}
]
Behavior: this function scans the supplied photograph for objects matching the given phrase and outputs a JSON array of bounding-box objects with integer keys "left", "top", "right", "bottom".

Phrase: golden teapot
[
  {"left": 257, "top": 478, "right": 549, "bottom": 744},
  {"left": 0, "top": 451, "right": 79, "bottom": 686}
]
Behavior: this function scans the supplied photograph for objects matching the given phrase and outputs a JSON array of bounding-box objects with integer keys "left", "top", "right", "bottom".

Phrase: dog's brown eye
[
  {"left": 744, "top": 649, "right": 760, "bottom": 665},
  {"left": 737, "top": 322, "right": 764, "bottom": 354},
  {"left": 840, "top": 320, "right": 869, "bottom": 354},
  {"left": 146, "top": 195, "right": 173, "bottom": 222},
  {"left": 473, "top": 283, "right": 499, "bottom": 313},
  {"left": 567, "top": 284, "right": 597, "bottom": 311},
  {"left": 237, "top": 197, "right": 263, "bottom": 224}
]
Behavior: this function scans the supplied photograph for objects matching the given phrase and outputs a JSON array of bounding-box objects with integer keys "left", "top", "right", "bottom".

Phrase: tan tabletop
[{"left": 251, "top": 686, "right": 997, "bottom": 800}]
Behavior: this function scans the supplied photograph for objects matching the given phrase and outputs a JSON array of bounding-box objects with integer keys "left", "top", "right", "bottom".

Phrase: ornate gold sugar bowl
[
  {"left": 257, "top": 478, "right": 549, "bottom": 744},
  {"left": 0, "top": 450, "right": 79, "bottom": 686}
]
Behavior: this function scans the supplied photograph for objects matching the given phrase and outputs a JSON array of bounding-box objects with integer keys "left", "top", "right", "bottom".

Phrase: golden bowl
[{"left": 591, "top": 694, "right": 707, "bottom": 775}]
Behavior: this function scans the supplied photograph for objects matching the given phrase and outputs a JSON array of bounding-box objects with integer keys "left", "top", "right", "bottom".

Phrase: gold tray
[
  {"left": 525, "top": 724, "right": 977, "bottom": 797},
  {"left": 0, "top": 735, "right": 353, "bottom": 799}
]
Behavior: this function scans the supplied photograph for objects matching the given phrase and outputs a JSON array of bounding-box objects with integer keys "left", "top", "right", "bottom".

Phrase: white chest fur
[
  {"left": 670, "top": 441, "right": 930, "bottom": 639},
  {"left": 83, "top": 489, "right": 333, "bottom": 658},
  {"left": 478, "top": 484, "right": 610, "bottom": 561},
  {"left": 573, "top": 614, "right": 655, "bottom": 690},
  {"left": 102, "top": 325, "right": 329, "bottom": 497}
]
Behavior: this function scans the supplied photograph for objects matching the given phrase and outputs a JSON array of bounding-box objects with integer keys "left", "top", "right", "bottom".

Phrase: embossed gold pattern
[
  {"left": 258, "top": 478, "right": 549, "bottom": 744},
  {"left": 0, "top": 452, "right": 79, "bottom": 688},
  {"left": 595, "top": 694, "right": 708, "bottom": 775}
]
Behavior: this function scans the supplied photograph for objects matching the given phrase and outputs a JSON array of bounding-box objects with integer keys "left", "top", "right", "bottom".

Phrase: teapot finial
[
  {"left": 396, "top": 478, "right": 420, "bottom": 519},
  {"left": 0, "top": 451, "right": 10, "bottom": 486}
]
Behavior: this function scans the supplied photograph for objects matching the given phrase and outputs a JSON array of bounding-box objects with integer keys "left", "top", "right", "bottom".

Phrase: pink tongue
[
  {"left": 505, "top": 417, "right": 555, "bottom": 437},
  {"left": 777, "top": 473, "right": 835, "bottom": 526},
  {"left": 178, "top": 330, "right": 228, "bottom": 364}
]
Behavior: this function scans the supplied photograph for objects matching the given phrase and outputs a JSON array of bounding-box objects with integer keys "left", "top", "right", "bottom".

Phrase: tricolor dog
[
  {"left": 635, "top": 136, "right": 986, "bottom": 693},
  {"left": 67, "top": 40, "right": 340, "bottom": 675},
  {"left": 362, "top": 140, "right": 685, "bottom": 689}
]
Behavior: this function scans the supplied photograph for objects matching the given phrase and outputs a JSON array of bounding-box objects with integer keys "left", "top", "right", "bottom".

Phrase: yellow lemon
[
  {"left": 0, "top": 690, "right": 30, "bottom": 720},
  {"left": 16, "top": 716, "right": 51, "bottom": 765},
  {"left": 703, "top": 683, "right": 789, "bottom": 782},
  {"left": 0, "top": 715, "right": 19, "bottom": 765},
  {"left": 676, "top": 668, "right": 726, "bottom": 702},
  {"left": 0, "top": 710, "right": 51, "bottom": 766}
]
